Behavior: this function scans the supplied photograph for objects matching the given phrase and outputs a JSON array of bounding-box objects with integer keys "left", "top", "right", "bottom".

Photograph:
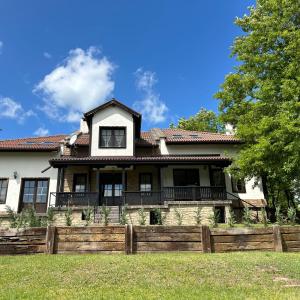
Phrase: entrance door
[
  {"left": 20, "top": 178, "right": 49, "bottom": 213},
  {"left": 100, "top": 173, "right": 123, "bottom": 206}
]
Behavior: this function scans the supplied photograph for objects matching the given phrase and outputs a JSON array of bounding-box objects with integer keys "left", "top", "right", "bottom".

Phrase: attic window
[
  {"left": 21, "top": 141, "right": 37, "bottom": 145},
  {"left": 190, "top": 134, "right": 199, "bottom": 138},
  {"left": 172, "top": 134, "right": 183, "bottom": 138},
  {"left": 40, "top": 142, "right": 55, "bottom": 144}
]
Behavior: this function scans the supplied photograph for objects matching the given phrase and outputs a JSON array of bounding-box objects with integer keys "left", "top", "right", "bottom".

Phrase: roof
[
  {"left": 49, "top": 154, "right": 231, "bottom": 167},
  {"left": 0, "top": 135, "right": 66, "bottom": 152}
]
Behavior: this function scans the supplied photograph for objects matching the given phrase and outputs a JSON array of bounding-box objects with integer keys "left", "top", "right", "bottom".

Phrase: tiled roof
[
  {"left": 74, "top": 129, "right": 239, "bottom": 147},
  {"left": 50, "top": 155, "right": 231, "bottom": 166},
  {"left": 0, "top": 135, "right": 66, "bottom": 151}
]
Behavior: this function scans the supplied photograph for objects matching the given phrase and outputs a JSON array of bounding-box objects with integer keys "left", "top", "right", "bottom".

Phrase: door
[
  {"left": 100, "top": 173, "right": 123, "bottom": 206},
  {"left": 210, "top": 166, "right": 226, "bottom": 199},
  {"left": 20, "top": 178, "right": 49, "bottom": 213}
]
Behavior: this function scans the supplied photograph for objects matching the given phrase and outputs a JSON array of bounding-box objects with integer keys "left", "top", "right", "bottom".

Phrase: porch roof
[{"left": 49, "top": 154, "right": 231, "bottom": 167}]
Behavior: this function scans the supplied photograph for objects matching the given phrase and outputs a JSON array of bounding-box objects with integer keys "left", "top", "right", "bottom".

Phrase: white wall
[
  {"left": 90, "top": 106, "right": 134, "bottom": 156},
  {"left": 0, "top": 152, "right": 58, "bottom": 212}
]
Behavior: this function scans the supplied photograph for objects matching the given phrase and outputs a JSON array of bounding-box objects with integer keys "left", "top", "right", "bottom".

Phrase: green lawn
[{"left": 0, "top": 252, "right": 300, "bottom": 300}]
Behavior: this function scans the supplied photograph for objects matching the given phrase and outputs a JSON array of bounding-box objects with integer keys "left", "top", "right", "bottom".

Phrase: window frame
[
  {"left": 0, "top": 178, "right": 9, "bottom": 204},
  {"left": 173, "top": 169, "right": 200, "bottom": 186},
  {"left": 73, "top": 173, "right": 88, "bottom": 193},
  {"left": 231, "top": 177, "right": 246, "bottom": 193},
  {"left": 19, "top": 178, "right": 50, "bottom": 212},
  {"left": 139, "top": 173, "right": 153, "bottom": 192},
  {"left": 98, "top": 126, "right": 127, "bottom": 149}
]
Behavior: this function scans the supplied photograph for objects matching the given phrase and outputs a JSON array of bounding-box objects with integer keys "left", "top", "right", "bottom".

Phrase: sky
[{"left": 0, "top": 0, "right": 255, "bottom": 139}]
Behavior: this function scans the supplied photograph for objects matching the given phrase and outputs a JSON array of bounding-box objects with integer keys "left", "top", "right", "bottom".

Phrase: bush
[
  {"left": 275, "top": 206, "right": 285, "bottom": 225},
  {"left": 83, "top": 206, "right": 93, "bottom": 226},
  {"left": 153, "top": 208, "right": 166, "bottom": 225},
  {"left": 65, "top": 208, "right": 73, "bottom": 226},
  {"left": 261, "top": 207, "right": 269, "bottom": 227},
  {"left": 138, "top": 208, "right": 146, "bottom": 225},
  {"left": 24, "top": 207, "right": 42, "bottom": 227},
  {"left": 46, "top": 207, "right": 55, "bottom": 226},
  {"left": 174, "top": 208, "right": 183, "bottom": 225},
  {"left": 120, "top": 205, "right": 128, "bottom": 225},
  {"left": 209, "top": 209, "right": 219, "bottom": 228},
  {"left": 287, "top": 207, "right": 297, "bottom": 226},
  {"left": 242, "top": 207, "right": 253, "bottom": 227},
  {"left": 227, "top": 208, "right": 236, "bottom": 227},
  {"left": 5, "top": 206, "right": 26, "bottom": 229},
  {"left": 101, "top": 205, "right": 111, "bottom": 226},
  {"left": 194, "top": 206, "right": 202, "bottom": 225}
]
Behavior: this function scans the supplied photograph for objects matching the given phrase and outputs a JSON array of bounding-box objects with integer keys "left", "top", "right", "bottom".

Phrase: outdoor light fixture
[{"left": 13, "top": 171, "right": 18, "bottom": 179}]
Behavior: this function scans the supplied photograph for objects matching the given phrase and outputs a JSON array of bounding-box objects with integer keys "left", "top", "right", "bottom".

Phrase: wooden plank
[
  {"left": 281, "top": 233, "right": 300, "bottom": 241},
  {"left": 56, "top": 250, "right": 124, "bottom": 254},
  {"left": 135, "top": 232, "right": 201, "bottom": 242},
  {"left": 214, "top": 241, "right": 274, "bottom": 252},
  {"left": 56, "top": 241, "right": 124, "bottom": 252},
  {"left": 273, "top": 226, "right": 283, "bottom": 252},
  {"left": 201, "top": 225, "right": 211, "bottom": 253},
  {"left": 0, "top": 228, "right": 47, "bottom": 237},
  {"left": 284, "top": 241, "right": 300, "bottom": 249},
  {"left": 133, "top": 226, "right": 202, "bottom": 233},
  {"left": 280, "top": 226, "right": 300, "bottom": 234},
  {"left": 285, "top": 248, "right": 300, "bottom": 252},
  {"left": 211, "top": 227, "right": 274, "bottom": 236},
  {"left": 136, "top": 241, "right": 202, "bottom": 252},
  {"left": 212, "top": 234, "right": 273, "bottom": 243},
  {"left": 56, "top": 226, "right": 125, "bottom": 235},
  {"left": 124, "top": 224, "right": 133, "bottom": 254},
  {"left": 0, "top": 244, "right": 45, "bottom": 254},
  {"left": 57, "top": 233, "right": 125, "bottom": 242},
  {"left": 45, "top": 226, "right": 56, "bottom": 254}
]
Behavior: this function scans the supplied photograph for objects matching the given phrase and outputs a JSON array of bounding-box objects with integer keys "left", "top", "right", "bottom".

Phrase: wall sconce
[{"left": 13, "top": 171, "right": 18, "bottom": 179}]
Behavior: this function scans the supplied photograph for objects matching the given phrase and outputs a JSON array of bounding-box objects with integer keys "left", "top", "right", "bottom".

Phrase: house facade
[{"left": 0, "top": 99, "right": 266, "bottom": 226}]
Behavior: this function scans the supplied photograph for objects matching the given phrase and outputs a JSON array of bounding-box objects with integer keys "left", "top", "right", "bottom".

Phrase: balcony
[{"left": 51, "top": 186, "right": 227, "bottom": 207}]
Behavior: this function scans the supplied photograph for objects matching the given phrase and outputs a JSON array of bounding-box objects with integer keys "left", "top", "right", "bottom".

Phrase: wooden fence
[{"left": 0, "top": 225, "right": 300, "bottom": 255}]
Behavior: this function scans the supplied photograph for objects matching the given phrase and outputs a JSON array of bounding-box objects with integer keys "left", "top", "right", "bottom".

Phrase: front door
[
  {"left": 100, "top": 173, "right": 123, "bottom": 206},
  {"left": 20, "top": 178, "right": 49, "bottom": 213}
]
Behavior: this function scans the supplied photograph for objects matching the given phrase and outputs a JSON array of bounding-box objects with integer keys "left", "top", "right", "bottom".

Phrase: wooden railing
[
  {"left": 52, "top": 187, "right": 227, "bottom": 207},
  {"left": 52, "top": 192, "right": 99, "bottom": 207}
]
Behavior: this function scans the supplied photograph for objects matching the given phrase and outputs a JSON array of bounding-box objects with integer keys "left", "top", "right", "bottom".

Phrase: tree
[
  {"left": 215, "top": 0, "right": 300, "bottom": 208},
  {"left": 170, "top": 108, "right": 224, "bottom": 133}
]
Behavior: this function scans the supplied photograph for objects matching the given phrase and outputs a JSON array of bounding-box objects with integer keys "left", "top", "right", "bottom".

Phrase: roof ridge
[{"left": 0, "top": 134, "right": 67, "bottom": 143}]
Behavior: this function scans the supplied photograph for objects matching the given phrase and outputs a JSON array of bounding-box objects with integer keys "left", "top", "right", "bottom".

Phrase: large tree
[
  {"left": 215, "top": 0, "right": 300, "bottom": 208},
  {"left": 170, "top": 108, "right": 224, "bottom": 133}
]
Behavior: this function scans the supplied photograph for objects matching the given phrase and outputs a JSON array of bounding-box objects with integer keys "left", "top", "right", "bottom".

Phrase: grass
[{"left": 0, "top": 252, "right": 300, "bottom": 300}]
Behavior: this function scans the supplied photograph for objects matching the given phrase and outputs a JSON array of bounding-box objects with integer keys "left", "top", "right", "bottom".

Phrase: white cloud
[
  {"left": 134, "top": 68, "right": 168, "bottom": 123},
  {"left": 0, "top": 97, "right": 35, "bottom": 124},
  {"left": 34, "top": 47, "right": 115, "bottom": 122},
  {"left": 0, "top": 41, "right": 3, "bottom": 54},
  {"left": 43, "top": 52, "right": 52, "bottom": 59},
  {"left": 34, "top": 127, "right": 49, "bottom": 136}
]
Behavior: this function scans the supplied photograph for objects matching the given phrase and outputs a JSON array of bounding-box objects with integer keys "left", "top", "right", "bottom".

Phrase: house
[{"left": 0, "top": 99, "right": 266, "bottom": 226}]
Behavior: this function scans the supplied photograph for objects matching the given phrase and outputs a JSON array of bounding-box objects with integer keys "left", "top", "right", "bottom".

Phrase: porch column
[
  {"left": 122, "top": 168, "right": 126, "bottom": 205},
  {"left": 96, "top": 169, "right": 100, "bottom": 205},
  {"left": 59, "top": 167, "right": 65, "bottom": 193}
]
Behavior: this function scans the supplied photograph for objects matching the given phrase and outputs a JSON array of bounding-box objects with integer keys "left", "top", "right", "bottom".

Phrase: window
[
  {"left": 214, "top": 206, "right": 225, "bottom": 223},
  {"left": 140, "top": 173, "right": 152, "bottom": 192},
  {"left": 99, "top": 127, "right": 126, "bottom": 148},
  {"left": 210, "top": 166, "right": 226, "bottom": 187},
  {"left": 0, "top": 179, "right": 8, "bottom": 204},
  {"left": 20, "top": 179, "right": 49, "bottom": 213},
  {"left": 173, "top": 169, "right": 200, "bottom": 186},
  {"left": 231, "top": 177, "right": 246, "bottom": 193},
  {"left": 73, "top": 174, "right": 87, "bottom": 192}
]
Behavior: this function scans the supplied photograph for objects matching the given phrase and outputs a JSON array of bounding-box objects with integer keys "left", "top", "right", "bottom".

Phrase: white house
[{"left": 0, "top": 99, "right": 266, "bottom": 225}]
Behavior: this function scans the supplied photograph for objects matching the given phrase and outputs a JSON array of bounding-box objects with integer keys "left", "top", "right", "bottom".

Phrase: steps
[{"left": 94, "top": 206, "right": 120, "bottom": 224}]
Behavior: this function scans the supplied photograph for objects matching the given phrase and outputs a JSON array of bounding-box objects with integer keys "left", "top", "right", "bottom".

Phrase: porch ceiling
[{"left": 49, "top": 155, "right": 231, "bottom": 167}]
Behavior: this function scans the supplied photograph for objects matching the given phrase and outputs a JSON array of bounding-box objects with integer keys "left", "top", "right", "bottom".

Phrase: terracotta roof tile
[{"left": 0, "top": 135, "right": 66, "bottom": 151}]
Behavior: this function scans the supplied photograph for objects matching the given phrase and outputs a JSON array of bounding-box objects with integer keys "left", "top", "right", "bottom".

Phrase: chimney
[
  {"left": 225, "top": 123, "right": 235, "bottom": 135},
  {"left": 80, "top": 119, "right": 89, "bottom": 134}
]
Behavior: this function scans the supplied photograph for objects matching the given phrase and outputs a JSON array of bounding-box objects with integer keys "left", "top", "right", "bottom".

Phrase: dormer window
[{"left": 99, "top": 127, "right": 126, "bottom": 148}]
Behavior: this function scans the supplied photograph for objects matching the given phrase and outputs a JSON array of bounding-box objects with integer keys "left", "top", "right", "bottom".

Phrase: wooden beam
[
  {"left": 201, "top": 225, "right": 212, "bottom": 253},
  {"left": 45, "top": 226, "right": 56, "bottom": 254},
  {"left": 125, "top": 224, "right": 133, "bottom": 254},
  {"left": 273, "top": 225, "right": 283, "bottom": 252}
]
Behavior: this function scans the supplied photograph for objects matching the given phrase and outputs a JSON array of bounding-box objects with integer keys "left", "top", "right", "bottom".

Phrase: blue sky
[{"left": 0, "top": 0, "right": 254, "bottom": 139}]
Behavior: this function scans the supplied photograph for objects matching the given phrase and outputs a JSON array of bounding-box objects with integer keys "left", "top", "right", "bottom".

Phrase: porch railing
[
  {"left": 51, "top": 192, "right": 99, "bottom": 207},
  {"left": 123, "top": 191, "right": 163, "bottom": 206}
]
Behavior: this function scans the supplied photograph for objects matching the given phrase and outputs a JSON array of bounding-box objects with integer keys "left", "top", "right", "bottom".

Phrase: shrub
[
  {"left": 65, "top": 208, "right": 73, "bottom": 226},
  {"left": 101, "top": 205, "right": 111, "bottom": 226},
  {"left": 194, "top": 206, "right": 202, "bottom": 225},
  {"left": 24, "top": 207, "right": 41, "bottom": 227},
  {"left": 287, "top": 207, "right": 297, "bottom": 226},
  {"left": 120, "top": 205, "right": 128, "bottom": 225},
  {"left": 275, "top": 206, "right": 284, "bottom": 225},
  {"left": 153, "top": 208, "right": 166, "bottom": 225},
  {"left": 138, "top": 208, "right": 147, "bottom": 225},
  {"left": 242, "top": 207, "right": 252, "bottom": 227},
  {"left": 227, "top": 208, "right": 236, "bottom": 227},
  {"left": 174, "top": 208, "right": 183, "bottom": 225},
  {"left": 46, "top": 207, "right": 55, "bottom": 226},
  {"left": 5, "top": 206, "right": 26, "bottom": 229},
  {"left": 261, "top": 207, "right": 269, "bottom": 227},
  {"left": 209, "top": 209, "right": 219, "bottom": 228},
  {"left": 83, "top": 206, "right": 94, "bottom": 226}
]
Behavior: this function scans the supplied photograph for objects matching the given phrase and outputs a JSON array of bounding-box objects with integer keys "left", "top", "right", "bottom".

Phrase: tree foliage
[
  {"left": 170, "top": 108, "right": 224, "bottom": 133},
  {"left": 215, "top": 0, "right": 300, "bottom": 207}
]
